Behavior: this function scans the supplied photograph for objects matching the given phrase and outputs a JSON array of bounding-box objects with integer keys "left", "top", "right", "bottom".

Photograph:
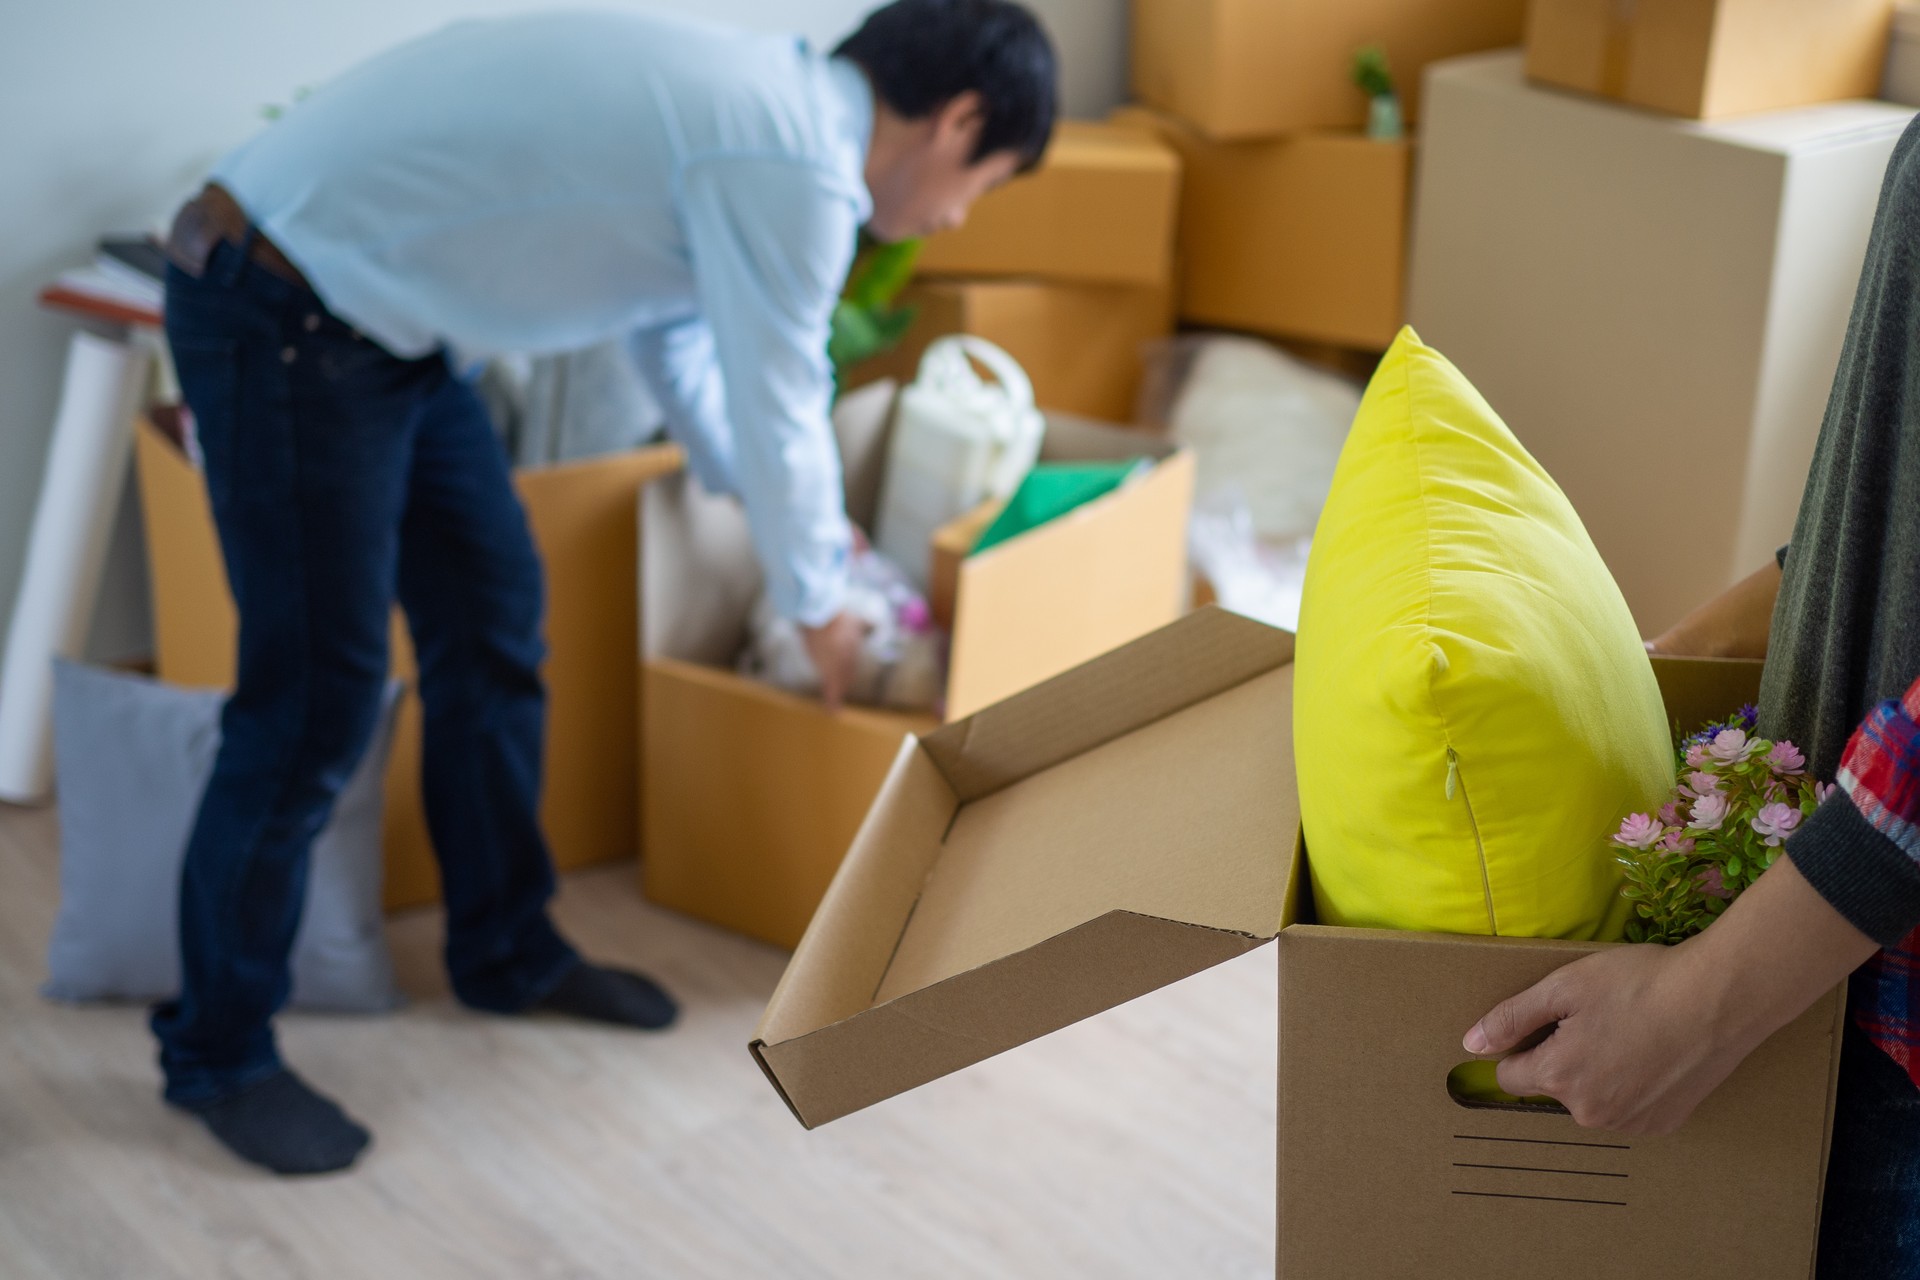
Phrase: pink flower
[
  {"left": 1688, "top": 792, "right": 1731, "bottom": 831},
  {"left": 1768, "top": 741, "right": 1806, "bottom": 775},
  {"left": 1685, "top": 744, "right": 1711, "bottom": 769},
  {"left": 1696, "top": 866, "right": 1734, "bottom": 900},
  {"left": 1658, "top": 801, "right": 1685, "bottom": 827},
  {"left": 1660, "top": 831, "right": 1696, "bottom": 855},
  {"left": 1751, "top": 802, "right": 1803, "bottom": 847},
  {"left": 1614, "top": 813, "right": 1664, "bottom": 850},
  {"left": 1686, "top": 770, "right": 1722, "bottom": 796},
  {"left": 1816, "top": 781, "right": 1837, "bottom": 804},
  {"left": 897, "top": 598, "right": 933, "bottom": 632},
  {"left": 1708, "top": 728, "right": 1759, "bottom": 764}
]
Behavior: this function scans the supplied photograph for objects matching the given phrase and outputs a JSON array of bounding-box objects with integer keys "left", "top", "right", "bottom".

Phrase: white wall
[{"left": 0, "top": 0, "right": 1127, "bottom": 664}]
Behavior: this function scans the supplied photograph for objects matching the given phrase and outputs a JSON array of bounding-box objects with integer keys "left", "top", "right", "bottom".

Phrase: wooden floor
[{"left": 0, "top": 802, "right": 1277, "bottom": 1279}]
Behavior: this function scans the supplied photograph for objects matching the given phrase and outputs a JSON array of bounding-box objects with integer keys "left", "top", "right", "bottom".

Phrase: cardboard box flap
[
  {"left": 925, "top": 605, "right": 1290, "bottom": 802},
  {"left": 755, "top": 608, "right": 1298, "bottom": 1128},
  {"left": 639, "top": 470, "right": 761, "bottom": 667},
  {"left": 756, "top": 910, "right": 1262, "bottom": 1129},
  {"left": 945, "top": 420, "right": 1195, "bottom": 719},
  {"left": 833, "top": 378, "right": 898, "bottom": 533}
]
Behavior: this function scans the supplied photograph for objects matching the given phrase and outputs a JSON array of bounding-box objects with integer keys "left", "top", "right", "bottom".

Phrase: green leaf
[
  {"left": 1352, "top": 45, "right": 1395, "bottom": 98},
  {"left": 843, "top": 237, "right": 923, "bottom": 310}
]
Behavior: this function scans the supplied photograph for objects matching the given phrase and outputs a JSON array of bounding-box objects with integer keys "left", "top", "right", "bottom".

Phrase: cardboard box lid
[{"left": 752, "top": 607, "right": 1297, "bottom": 1128}]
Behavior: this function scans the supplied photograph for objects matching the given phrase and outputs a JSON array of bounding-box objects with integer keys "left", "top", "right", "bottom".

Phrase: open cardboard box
[
  {"left": 752, "top": 607, "right": 1844, "bottom": 1277},
  {"left": 638, "top": 382, "right": 1194, "bottom": 949},
  {"left": 133, "top": 417, "right": 680, "bottom": 910}
]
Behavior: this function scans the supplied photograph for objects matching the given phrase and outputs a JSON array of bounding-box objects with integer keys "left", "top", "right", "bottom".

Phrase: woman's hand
[
  {"left": 1464, "top": 942, "right": 1758, "bottom": 1135},
  {"left": 1463, "top": 856, "right": 1876, "bottom": 1135},
  {"left": 1645, "top": 559, "right": 1781, "bottom": 659}
]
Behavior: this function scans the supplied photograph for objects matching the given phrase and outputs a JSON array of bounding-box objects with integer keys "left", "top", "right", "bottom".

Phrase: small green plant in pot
[{"left": 1352, "top": 46, "right": 1403, "bottom": 142}]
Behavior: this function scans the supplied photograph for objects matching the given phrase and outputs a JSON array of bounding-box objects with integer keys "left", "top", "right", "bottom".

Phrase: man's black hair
[{"left": 835, "top": 0, "right": 1058, "bottom": 173}]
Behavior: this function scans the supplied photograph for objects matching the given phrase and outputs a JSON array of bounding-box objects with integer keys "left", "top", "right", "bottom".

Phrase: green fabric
[{"left": 971, "top": 461, "right": 1146, "bottom": 555}]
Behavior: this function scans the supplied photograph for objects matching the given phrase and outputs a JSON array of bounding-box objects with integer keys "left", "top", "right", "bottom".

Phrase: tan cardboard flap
[
  {"left": 754, "top": 608, "right": 1298, "bottom": 1128},
  {"left": 1276, "top": 924, "right": 1844, "bottom": 1277},
  {"left": 927, "top": 500, "right": 1003, "bottom": 630},
  {"left": 946, "top": 423, "right": 1194, "bottom": 719},
  {"left": 879, "top": 660, "right": 1294, "bottom": 1000},
  {"left": 757, "top": 910, "right": 1262, "bottom": 1129}
]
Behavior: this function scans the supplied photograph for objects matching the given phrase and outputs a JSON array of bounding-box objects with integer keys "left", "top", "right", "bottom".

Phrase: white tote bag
[{"left": 873, "top": 336, "right": 1045, "bottom": 590}]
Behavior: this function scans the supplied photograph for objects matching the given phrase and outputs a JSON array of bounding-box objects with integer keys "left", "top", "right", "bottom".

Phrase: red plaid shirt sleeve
[{"left": 1822, "top": 673, "right": 1920, "bottom": 1088}]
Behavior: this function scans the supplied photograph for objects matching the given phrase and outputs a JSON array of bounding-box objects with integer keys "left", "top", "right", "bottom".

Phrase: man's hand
[
  {"left": 1645, "top": 559, "right": 1781, "bottom": 658},
  {"left": 799, "top": 612, "right": 868, "bottom": 713},
  {"left": 1462, "top": 857, "right": 1876, "bottom": 1136}
]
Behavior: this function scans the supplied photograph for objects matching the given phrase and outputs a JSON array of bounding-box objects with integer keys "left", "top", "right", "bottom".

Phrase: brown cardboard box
[
  {"left": 1115, "top": 107, "right": 1411, "bottom": 351},
  {"left": 1526, "top": 0, "right": 1894, "bottom": 119},
  {"left": 752, "top": 608, "right": 1842, "bottom": 1276},
  {"left": 845, "top": 279, "right": 1173, "bottom": 422},
  {"left": 912, "top": 122, "right": 1180, "bottom": 287},
  {"left": 1131, "top": 0, "right": 1527, "bottom": 138},
  {"left": 133, "top": 418, "right": 680, "bottom": 910},
  {"left": 638, "top": 385, "right": 1194, "bottom": 949}
]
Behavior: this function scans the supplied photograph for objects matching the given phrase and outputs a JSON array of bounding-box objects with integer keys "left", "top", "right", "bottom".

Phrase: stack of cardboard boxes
[
  {"left": 847, "top": 121, "right": 1182, "bottom": 422},
  {"left": 1408, "top": 0, "right": 1907, "bottom": 633},
  {"left": 1114, "top": 0, "right": 1530, "bottom": 359}
]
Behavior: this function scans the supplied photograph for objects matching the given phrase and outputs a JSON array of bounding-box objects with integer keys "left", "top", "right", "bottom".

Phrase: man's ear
[{"left": 932, "top": 90, "right": 987, "bottom": 153}]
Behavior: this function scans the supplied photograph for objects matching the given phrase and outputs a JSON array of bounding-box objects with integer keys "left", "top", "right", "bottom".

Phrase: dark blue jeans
[
  {"left": 152, "top": 239, "right": 577, "bottom": 1103},
  {"left": 1820, "top": 1011, "right": 1920, "bottom": 1277}
]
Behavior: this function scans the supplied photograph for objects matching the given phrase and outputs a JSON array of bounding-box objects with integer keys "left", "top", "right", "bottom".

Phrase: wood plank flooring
[{"left": 0, "top": 803, "right": 1277, "bottom": 1278}]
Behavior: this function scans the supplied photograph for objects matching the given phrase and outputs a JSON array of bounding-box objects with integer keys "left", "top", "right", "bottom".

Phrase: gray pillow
[{"left": 43, "top": 662, "right": 403, "bottom": 1013}]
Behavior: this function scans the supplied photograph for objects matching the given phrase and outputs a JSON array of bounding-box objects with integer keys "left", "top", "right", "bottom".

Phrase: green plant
[
  {"left": 1610, "top": 706, "right": 1827, "bottom": 945},
  {"left": 1352, "top": 46, "right": 1396, "bottom": 100},
  {"left": 828, "top": 235, "right": 922, "bottom": 395}
]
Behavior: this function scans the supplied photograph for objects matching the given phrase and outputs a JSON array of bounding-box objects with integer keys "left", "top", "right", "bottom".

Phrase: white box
[{"left": 1408, "top": 51, "right": 1913, "bottom": 632}]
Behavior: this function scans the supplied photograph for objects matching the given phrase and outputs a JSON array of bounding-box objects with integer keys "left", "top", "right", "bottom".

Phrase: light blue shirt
[{"left": 215, "top": 10, "right": 870, "bottom": 624}]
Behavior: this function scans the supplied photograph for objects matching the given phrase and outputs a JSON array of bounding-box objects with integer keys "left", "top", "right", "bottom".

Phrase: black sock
[
  {"left": 172, "top": 1068, "right": 371, "bottom": 1176},
  {"left": 532, "top": 960, "right": 678, "bottom": 1030}
]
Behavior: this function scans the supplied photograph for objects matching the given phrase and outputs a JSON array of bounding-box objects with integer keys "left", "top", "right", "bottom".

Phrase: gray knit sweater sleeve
[{"left": 1760, "top": 115, "right": 1920, "bottom": 944}]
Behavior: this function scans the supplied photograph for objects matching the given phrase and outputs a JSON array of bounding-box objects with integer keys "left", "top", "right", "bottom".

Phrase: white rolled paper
[{"left": 0, "top": 331, "right": 150, "bottom": 803}]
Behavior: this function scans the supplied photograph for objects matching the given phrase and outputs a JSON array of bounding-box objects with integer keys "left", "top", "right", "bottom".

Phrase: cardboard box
[
  {"left": 133, "top": 418, "right": 680, "bottom": 910},
  {"left": 638, "top": 386, "right": 1194, "bottom": 949},
  {"left": 912, "top": 121, "right": 1180, "bottom": 288},
  {"left": 1527, "top": 0, "right": 1894, "bottom": 119},
  {"left": 1406, "top": 51, "right": 1913, "bottom": 634},
  {"left": 752, "top": 607, "right": 1843, "bottom": 1277},
  {"left": 1114, "top": 107, "right": 1411, "bottom": 351},
  {"left": 845, "top": 279, "right": 1173, "bottom": 422},
  {"left": 1131, "top": 0, "right": 1528, "bottom": 139}
]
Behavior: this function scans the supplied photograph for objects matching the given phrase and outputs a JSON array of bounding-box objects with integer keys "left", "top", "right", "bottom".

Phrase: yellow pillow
[{"left": 1295, "top": 329, "right": 1671, "bottom": 940}]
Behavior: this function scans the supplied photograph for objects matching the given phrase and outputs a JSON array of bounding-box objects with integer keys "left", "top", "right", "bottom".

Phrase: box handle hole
[{"left": 1447, "top": 1060, "right": 1569, "bottom": 1114}]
